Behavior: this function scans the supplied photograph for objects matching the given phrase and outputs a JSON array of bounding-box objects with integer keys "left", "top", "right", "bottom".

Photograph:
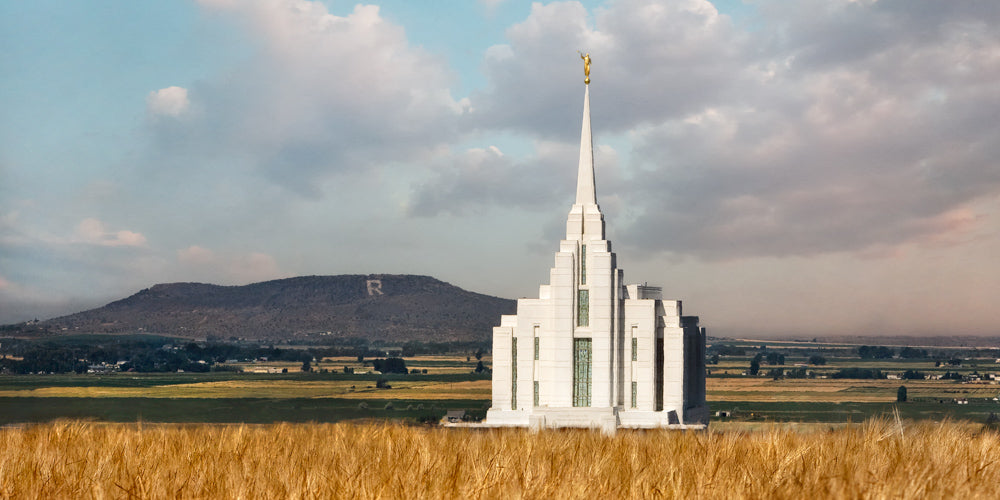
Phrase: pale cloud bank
[
  {"left": 149, "top": 0, "right": 463, "bottom": 196},
  {"left": 74, "top": 218, "right": 147, "bottom": 247}
]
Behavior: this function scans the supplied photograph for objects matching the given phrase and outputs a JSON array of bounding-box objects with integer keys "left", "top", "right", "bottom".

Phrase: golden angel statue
[{"left": 578, "top": 52, "right": 591, "bottom": 84}]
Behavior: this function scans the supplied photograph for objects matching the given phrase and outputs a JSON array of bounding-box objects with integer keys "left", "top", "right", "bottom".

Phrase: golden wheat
[{"left": 1, "top": 419, "right": 997, "bottom": 499}]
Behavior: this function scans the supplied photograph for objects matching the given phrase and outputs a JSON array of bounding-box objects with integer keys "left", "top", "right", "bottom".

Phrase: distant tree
[
  {"left": 475, "top": 349, "right": 484, "bottom": 361},
  {"left": 475, "top": 361, "right": 486, "bottom": 373},
  {"left": 808, "top": 355, "right": 827, "bottom": 366},
  {"left": 371, "top": 357, "right": 408, "bottom": 374},
  {"left": 858, "top": 346, "right": 894, "bottom": 359},
  {"left": 902, "top": 369, "right": 925, "bottom": 380},
  {"left": 357, "top": 354, "right": 364, "bottom": 363},
  {"left": 749, "top": 357, "right": 761, "bottom": 376},
  {"left": 832, "top": 368, "right": 885, "bottom": 379},
  {"left": 376, "top": 378, "right": 391, "bottom": 389},
  {"left": 767, "top": 368, "right": 784, "bottom": 380},
  {"left": 766, "top": 352, "right": 785, "bottom": 365},
  {"left": 897, "top": 385, "right": 907, "bottom": 402},
  {"left": 710, "top": 354, "right": 720, "bottom": 365},
  {"left": 281, "top": 368, "right": 288, "bottom": 373},
  {"left": 343, "top": 366, "right": 353, "bottom": 374},
  {"left": 711, "top": 345, "right": 747, "bottom": 356},
  {"left": 899, "top": 347, "right": 929, "bottom": 359},
  {"left": 301, "top": 360, "right": 311, "bottom": 372}
]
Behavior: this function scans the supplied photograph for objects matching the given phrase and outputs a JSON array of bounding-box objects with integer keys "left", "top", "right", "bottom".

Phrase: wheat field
[{"left": 1, "top": 419, "right": 997, "bottom": 499}]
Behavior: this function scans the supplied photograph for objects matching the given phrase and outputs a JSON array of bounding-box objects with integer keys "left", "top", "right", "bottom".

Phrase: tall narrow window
[
  {"left": 533, "top": 381, "right": 539, "bottom": 406},
  {"left": 631, "top": 381, "right": 637, "bottom": 408},
  {"left": 577, "top": 290, "right": 589, "bottom": 327},
  {"left": 631, "top": 337, "right": 637, "bottom": 362},
  {"left": 580, "top": 245, "right": 586, "bottom": 285},
  {"left": 655, "top": 338, "right": 664, "bottom": 411},
  {"left": 511, "top": 337, "right": 517, "bottom": 410},
  {"left": 573, "top": 338, "right": 592, "bottom": 407},
  {"left": 533, "top": 328, "right": 539, "bottom": 360}
]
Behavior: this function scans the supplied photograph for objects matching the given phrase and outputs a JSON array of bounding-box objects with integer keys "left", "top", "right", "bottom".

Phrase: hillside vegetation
[
  {"left": 22, "top": 275, "right": 514, "bottom": 342},
  {"left": 2, "top": 420, "right": 997, "bottom": 499}
]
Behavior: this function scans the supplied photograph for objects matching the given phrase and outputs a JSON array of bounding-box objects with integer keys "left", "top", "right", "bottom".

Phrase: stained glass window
[
  {"left": 631, "top": 337, "right": 637, "bottom": 361},
  {"left": 573, "top": 338, "right": 592, "bottom": 407},
  {"left": 580, "top": 245, "right": 586, "bottom": 285},
  {"left": 534, "top": 335, "right": 539, "bottom": 360},
  {"left": 511, "top": 337, "right": 517, "bottom": 410},
  {"left": 577, "top": 290, "right": 589, "bottom": 327},
  {"left": 533, "top": 381, "right": 539, "bottom": 407},
  {"left": 631, "top": 381, "right": 637, "bottom": 408}
]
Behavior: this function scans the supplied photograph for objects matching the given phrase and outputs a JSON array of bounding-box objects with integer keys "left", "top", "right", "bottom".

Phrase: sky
[{"left": 2, "top": 0, "right": 999, "bottom": 338}]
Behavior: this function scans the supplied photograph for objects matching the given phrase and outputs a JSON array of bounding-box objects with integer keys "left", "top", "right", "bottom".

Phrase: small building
[{"left": 444, "top": 410, "right": 466, "bottom": 423}]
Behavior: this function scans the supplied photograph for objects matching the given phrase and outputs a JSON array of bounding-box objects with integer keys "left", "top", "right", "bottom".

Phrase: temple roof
[{"left": 575, "top": 84, "right": 597, "bottom": 206}]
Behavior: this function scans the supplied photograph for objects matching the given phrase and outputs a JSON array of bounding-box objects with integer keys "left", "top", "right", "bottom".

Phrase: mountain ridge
[{"left": 21, "top": 274, "right": 515, "bottom": 342}]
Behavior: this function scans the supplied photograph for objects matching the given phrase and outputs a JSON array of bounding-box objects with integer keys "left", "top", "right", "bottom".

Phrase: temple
[{"left": 483, "top": 63, "right": 708, "bottom": 432}]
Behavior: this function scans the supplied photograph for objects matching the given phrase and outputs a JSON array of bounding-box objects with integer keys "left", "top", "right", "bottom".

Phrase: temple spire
[{"left": 575, "top": 83, "right": 597, "bottom": 205}]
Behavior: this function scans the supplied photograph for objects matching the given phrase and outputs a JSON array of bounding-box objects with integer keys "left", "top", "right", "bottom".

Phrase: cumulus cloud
[
  {"left": 466, "top": 0, "right": 744, "bottom": 138},
  {"left": 74, "top": 218, "right": 147, "bottom": 247},
  {"left": 615, "top": 1, "right": 1000, "bottom": 259},
  {"left": 147, "top": 86, "right": 190, "bottom": 117},
  {"left": 443, "top": 0, "right": 1000, "bottom": 261},
  {"left": 151, "top": 0, "right": 462, "bottom": 196}
]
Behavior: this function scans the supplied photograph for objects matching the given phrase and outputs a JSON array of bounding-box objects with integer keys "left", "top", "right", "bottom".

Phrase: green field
[
  {"left": 3, "top": 346, "right": 1000, "bottom": 425},
  {"left": 0, "top": 397, "right": 488, "bottom": 425}
]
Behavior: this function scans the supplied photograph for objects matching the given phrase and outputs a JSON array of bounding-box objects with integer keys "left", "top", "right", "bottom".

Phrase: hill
[{"left": 21, "top": 275, "right": 515, "bottom": 342}]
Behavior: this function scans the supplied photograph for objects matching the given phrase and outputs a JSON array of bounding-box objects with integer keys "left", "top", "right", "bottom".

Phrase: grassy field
[
  {"left": 0, "top": 377, "right": 490, "bottom": 400},
  {"left": 707, "top": 377, "right": 1000, "bottom": 402},
  {"left": 4, "top": 352, "right": 1000, "bottom": 425},
  {"left": 0, "top": 398, "right": 488, "bottom": 425},
  {"left": 2, "top": 419, "right": 998, "bottom": 499}
]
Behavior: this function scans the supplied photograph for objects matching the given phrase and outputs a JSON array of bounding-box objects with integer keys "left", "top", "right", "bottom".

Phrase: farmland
[
  {"left": 3, "top": 339, "right": 1000, "bottom": 425},
  {"left": 3, "top": 419, "right": 999, "bottom": 498}
]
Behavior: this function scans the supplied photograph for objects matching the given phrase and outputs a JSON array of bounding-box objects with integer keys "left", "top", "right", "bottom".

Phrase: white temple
[{"left": 484, "top": 58, "right": 708, "bottom": 432}]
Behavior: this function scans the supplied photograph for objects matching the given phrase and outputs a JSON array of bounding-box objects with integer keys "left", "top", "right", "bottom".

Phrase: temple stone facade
[{"left": 484, "top": 80, "right": 708, "bottom": 433}]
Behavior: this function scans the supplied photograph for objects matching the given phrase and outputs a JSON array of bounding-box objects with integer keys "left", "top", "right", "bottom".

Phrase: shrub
[{"left": 371, "top": 357, "right": 408, "bottom": 374}]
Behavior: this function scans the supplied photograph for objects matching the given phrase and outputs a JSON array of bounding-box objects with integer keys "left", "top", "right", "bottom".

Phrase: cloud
[
  {"left": 146, "top": 86, "right": 190, "bottom": 117},
  {"left": 409, "top": 142, "right": 579, "bottom": 217},
  {"left": 614, "top": 2, "right": 1000, "bottom": 259},
  {"left": 74, "top": 218, "right": 147, "bottom": 247},
  {"left": 150, "top": 1, "right": 462, "bottom": 196},
  {"left": 466, "top": 0, "right": 744, "bottom": 138},
  {"left": 445, "top": 0, "right": 1000, "bottom": 261}
]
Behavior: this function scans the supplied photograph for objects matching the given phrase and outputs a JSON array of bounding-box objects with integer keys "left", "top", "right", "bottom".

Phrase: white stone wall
[{"left": 483, "top": 82, "right": 706, "bottom": 431}]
